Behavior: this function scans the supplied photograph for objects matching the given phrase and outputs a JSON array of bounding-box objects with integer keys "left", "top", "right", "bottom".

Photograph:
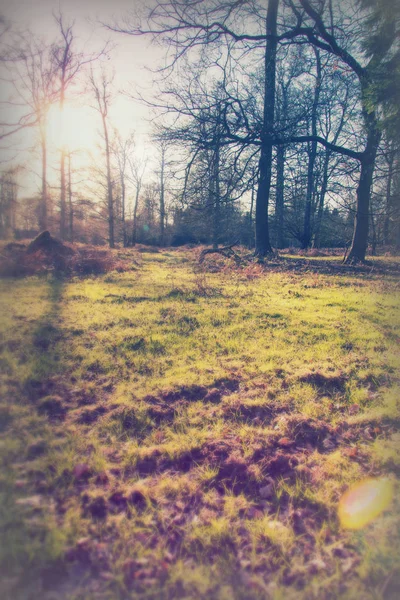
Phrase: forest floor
[{"left": 0, "top": 246, "right": 399, "bottom": 600}]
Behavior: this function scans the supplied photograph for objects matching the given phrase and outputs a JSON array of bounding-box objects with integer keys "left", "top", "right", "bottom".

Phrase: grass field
[{"left": 0, "top": 247, "right": 399, "bottom": 599}]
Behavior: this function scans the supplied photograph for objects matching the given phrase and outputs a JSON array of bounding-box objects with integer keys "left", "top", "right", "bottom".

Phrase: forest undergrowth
[{"left": 0, "top": 246, "right": 399, "bottom": 600}]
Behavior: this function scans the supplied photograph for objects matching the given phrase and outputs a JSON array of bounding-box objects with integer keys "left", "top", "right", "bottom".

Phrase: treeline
[
  {"left": 0, "top": 1, "right": 399, "bottom": 258},
  {"left": 0, "top": 166, "right": 387, "bottom": 252}
]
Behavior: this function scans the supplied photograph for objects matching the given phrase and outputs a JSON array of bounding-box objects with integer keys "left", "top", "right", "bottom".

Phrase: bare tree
[
  {"left": 159, "top": 141, "right": 167, "bottom": 246},
  {"left": 0, "top": 18, "right": 42, "bottom": 141},
  {"left": 109, "top": 0, "right": 287, "bottom": 256},
  {"left": 153, "top": 136, "right": 174, "bottom": 246},
  {"left": 89, "top": 67, "right": 115, "bottom": 248},
  {"left": 52, "top": 13, "right": 74, "bottom": 240},
  {"left": 113, "top": 130, "right": 135, "bottom": 247},
  {"left": 10, "top": 35, "right": 58, "bottom": 230},
  {"left": 52, "top": 12, "right": 107, "bottom": 239},
  {"left": 294, "top": 0, "right": 399, "bottom": 261},
  {"left": 0, "top": 166, "right": 18, "bottom": 238},
  {"left": 109, "top": 0, "right": 399, "bottom": 258},
  {"left": 128, "top": 152, "right": 147, "bottom": 246},
  {"left": 149, "top": 69, "right": 258, "bottom": 249},
  {"left": 110, "top": 0, "right": 352, "bottom": 256},
  {"left": 64, "top": 148, "right": 84, "bottom": 242},
  {"left": 381, "top": 140, "right": 399, "bottom": 246}
]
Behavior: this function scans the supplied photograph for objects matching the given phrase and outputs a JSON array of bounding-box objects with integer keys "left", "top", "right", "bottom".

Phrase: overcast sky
[{"left": 0, "top": 0, "right": 164, "bottom": 197}]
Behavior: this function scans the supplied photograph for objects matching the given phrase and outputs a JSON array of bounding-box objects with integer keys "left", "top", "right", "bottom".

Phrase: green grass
[{"left": 0, "top": 248, "right": 399, "bottom": 599}]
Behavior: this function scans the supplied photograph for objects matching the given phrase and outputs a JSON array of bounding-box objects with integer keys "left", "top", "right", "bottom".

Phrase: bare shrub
[
  {"left": 68, "top": 247, "right": 121, "bottom": 275},
  {"left": 0, "top": 235, "right": 136, "bottom": 278}
]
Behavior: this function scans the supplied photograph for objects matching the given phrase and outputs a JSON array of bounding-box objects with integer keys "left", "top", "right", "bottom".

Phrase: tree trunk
[
  {"left": 10, "top": 179, "right": 17, "bottom": 232},
  {"left": 102, "top": 114, "right": 114, "bottom": 248},
  {"left": 313, "top": 148, "right": 330, "bottom": 248},
  {"left": 0, "top": 174, "right": 17, "bottom": 238},
  {"left": 370, "top": 210, "right": 377, "bottom": 256},
  {"left": 345, "top": 105, "right": 381, "bottom": 263},
  {"left": 68, "top": 152, "right": 73, "bottom": 242},
  {"left": 39, "top": 122, "right": 47, "bottom": 231},
  {"left": 345, "top": 152, "right": 380, "bottom": 262},
  {"left": 212, "top": 196, "right": 220, "bottom": 248},
  {"left": 255, "top": 0, "right": 279, "bottom": 257},
  {"left": 302, "top": 48, "right": 321, "bottom": 249},
  {"left": 59, "top": 79, "right": 66, "bottom": 239},
  {"left": 160, "top": 146, "right": 165, "bottom": 246},
  {"left": 248, "top": 184, "right": 255, "bottom": 248},
  {"left": 275, "top": 144, "right": 285, "bottom": 248},
  {"left": 383, "top": 149, "right": 394, "bottom": 244},
  {"left": 132, "top": 186, "right": 140, "bottom": 246},
  {"left": 56, "top": 18, "right": 71, "bottom": 240},
  {"left": 0, "top": 180, "right": 4, "bottom": 238},
  {"left": 345, "top": 75, "right": 381, "bottom": 263},
  {"left": 121, "top": 177, "right": 127, "bottom": 247},
  {"left": 212, "top": 134, "right": 221, "bottom": 249},
  {"left": 303, "top": 140, "right": 317, "bottom": 249},
  {"left": 60, "top": 148, "right": 66, "bottom": 238},
  {"left": 395, "top": 204, "right": 400, "bottom": 251}
]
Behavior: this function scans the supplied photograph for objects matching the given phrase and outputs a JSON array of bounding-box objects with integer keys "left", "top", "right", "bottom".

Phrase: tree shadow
[
  {"left": 0, "top": 276, "right": 72, "bottom": 597},
  {"left": 24, "top": 277, "right": 67, "bottom": 408},
  {"left": 269, "top": 255, "right": 400, "bottom": 279}
]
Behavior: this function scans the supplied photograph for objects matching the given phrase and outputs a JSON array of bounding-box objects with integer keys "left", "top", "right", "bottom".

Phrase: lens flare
[
  {"left": 47, "top": 103, "right": 95, "bottom": 151},
  {"left": 338, "top": 478, "right": 394, "bottom": 530}
]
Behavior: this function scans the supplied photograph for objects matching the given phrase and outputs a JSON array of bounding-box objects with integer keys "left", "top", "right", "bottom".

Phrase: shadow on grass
[
  {"left": 0, "top": 276, "right": 69, "bottom": 599},
  {"left": 274, "top": 255, "right": 400, "bottom": 278},
  {"left": 24, "top": 277, "right": 66, "bottom": 405}
]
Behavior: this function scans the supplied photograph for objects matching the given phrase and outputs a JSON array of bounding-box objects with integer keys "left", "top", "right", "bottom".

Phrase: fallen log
[{"left": 199, "top": 242, "right": 244, "bottom": 265}]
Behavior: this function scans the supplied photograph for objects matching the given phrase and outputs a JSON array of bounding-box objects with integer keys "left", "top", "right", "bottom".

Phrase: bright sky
[{"left": 0, "top": 0, "right": 164, "bottom": 197}]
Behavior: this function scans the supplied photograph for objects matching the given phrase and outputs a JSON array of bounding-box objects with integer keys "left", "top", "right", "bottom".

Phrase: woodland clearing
[{"left": 0, "top": 245, "right": 399, "bottom": 599}]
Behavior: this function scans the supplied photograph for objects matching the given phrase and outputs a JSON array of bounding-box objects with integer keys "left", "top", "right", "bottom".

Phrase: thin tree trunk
[
  {"left": 212, "top": 133, "right": 221, "bottom": 249},
  {"left": 255, "top": 0, "right": 279, "bottom": 257},
  {"left": 383, "top": 149, "right": 394, "bottom": 245},
  {"left": 395, "top": 204, "right": 400, "bottom": 250},
  {"left": 370, "top": 210, "right": 377, "bottom": 256},
  {"left": 11, "top": 179, "right": 17, "bottom": 232},
  {"left": 303, "top": 139, "right": 317, "bottom": 249},
  {"left": 132, "top": 186, "right": 140, "bottom": 246},
  {"left": 302, "top": 48, "right": 321, "bottom": 249},
  {"left": 212, "top": 196, "right": 220, "bottom": 248},
  {"left": 275, "top": 145, "right": 285, "bottom": 248},
  {"left": 0, "top": 174, "right": 17, "bottom": 238},
  {"left": 59, "top": 77, "right": 67, "bottom": 239},
  {"left": 0, "top": 180, "right": 4, "bottom": 238},
  {"left": 313, "top": 148, "right": 330, "bottom": 248},
  {"left": 68, "top": 152, "right": 73, "bottom": 242},
  {"left": 160, "top": 146, "right": 165, "bottom": 246},
  {"left": 39, "top": 122, "right": 47, "bottom": 231},
  {"left": 56, "top": 16, "right": 72, "bottom": 240},
  {"left": 60, "top": 148, "right": 66, "bottom": 238},
  {"left": 121, "top": 177, "right": 127, "bottom": 247},
  {"left": 101, "top": 114, "right": 114, "bottom": 248},
  {"left": 249, "top": 184, "right": 255, "bottom": 247},
  {"left": 249, "top": 185, "right": 255, "bottom": 225}
]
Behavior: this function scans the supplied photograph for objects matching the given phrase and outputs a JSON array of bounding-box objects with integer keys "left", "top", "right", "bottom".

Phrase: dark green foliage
[{"left": 360, "top": 0, "right": 400, "bottom": 139}]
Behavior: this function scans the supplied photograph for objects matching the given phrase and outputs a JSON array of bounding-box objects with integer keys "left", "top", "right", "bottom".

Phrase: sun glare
[{"left": 47, "top": 103, "right": 95, "bottom": 152}]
